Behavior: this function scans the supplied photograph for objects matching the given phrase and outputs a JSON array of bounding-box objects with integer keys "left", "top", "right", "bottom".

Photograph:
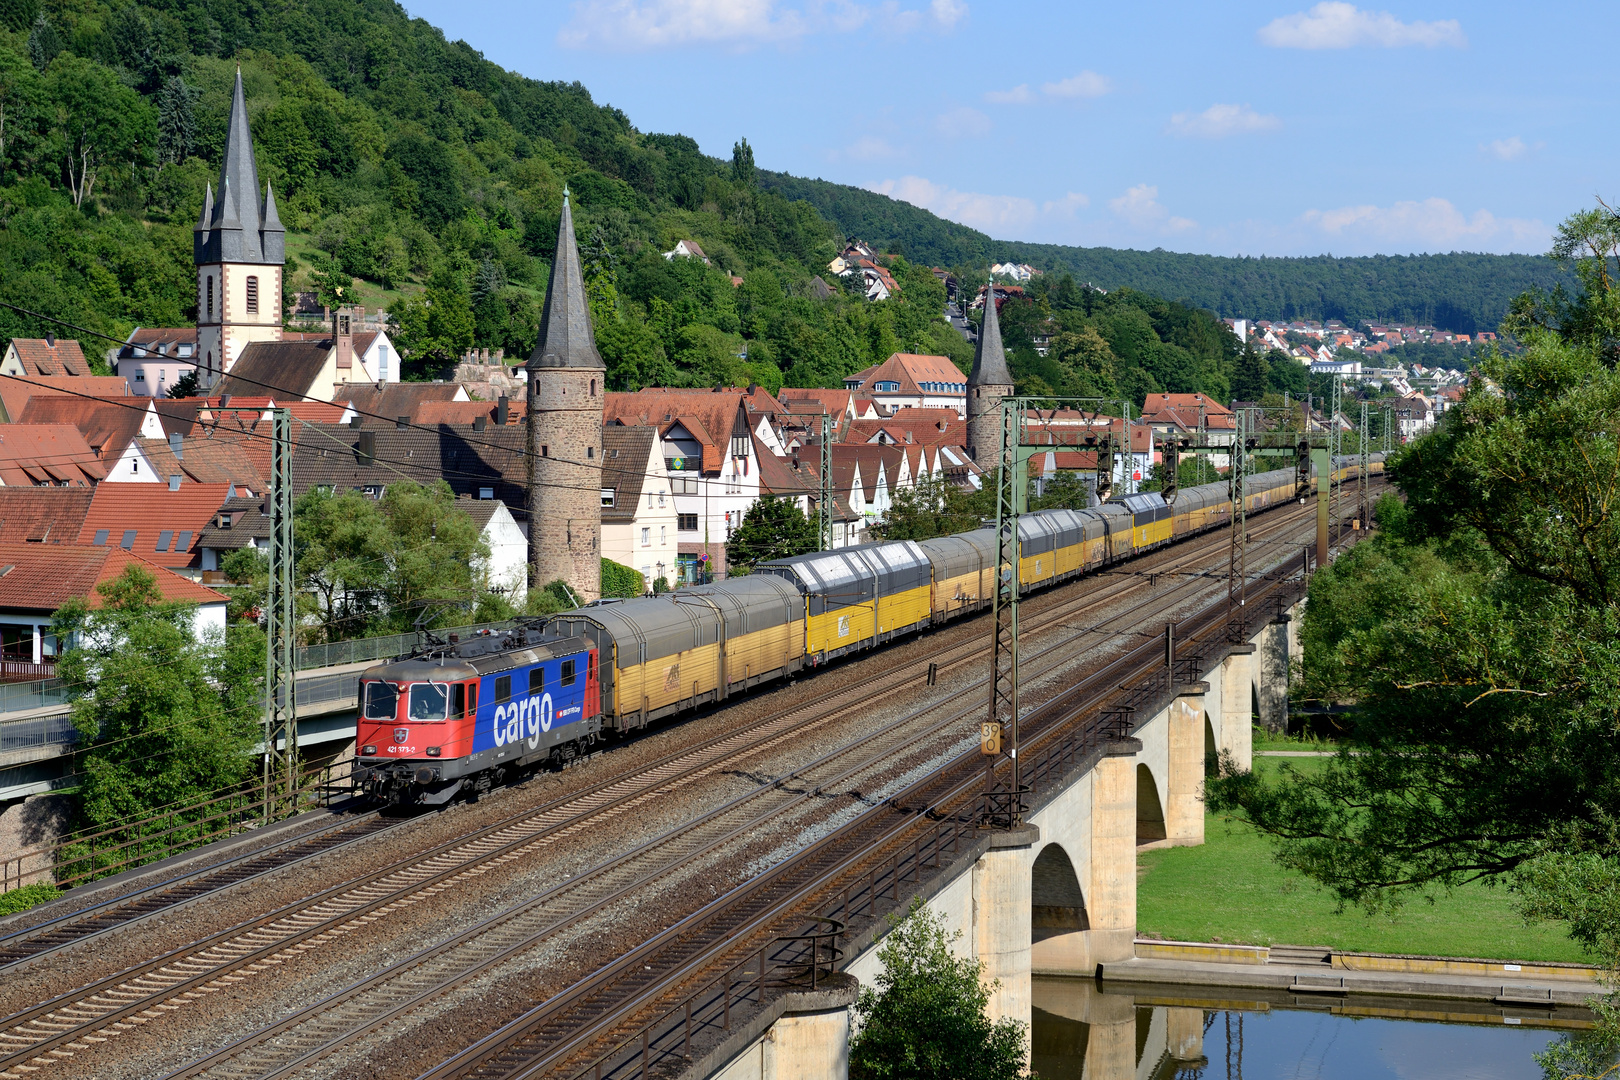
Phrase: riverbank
[{"left": 1138, "top": 807, "right": 1586, "bottom": 963}]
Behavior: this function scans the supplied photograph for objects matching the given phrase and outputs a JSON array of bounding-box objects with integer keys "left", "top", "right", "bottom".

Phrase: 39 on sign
[{"left": 980, "top": 721, "right": 1002, "bottom": 755}]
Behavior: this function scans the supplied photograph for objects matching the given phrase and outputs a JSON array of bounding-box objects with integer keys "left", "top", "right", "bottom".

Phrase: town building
[
  {"left": 842, "top": 353, "right": 968, "bottom": 417},
  {"left": 599, "top": 425, "right": 678, "bottom": 590},
  {"left": 1, "top": 337, "right": 91, "bottom": 379}
]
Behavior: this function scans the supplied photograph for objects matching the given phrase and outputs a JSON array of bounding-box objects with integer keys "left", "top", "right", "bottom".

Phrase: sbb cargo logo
[{"left": 493, "top": 693, "right": 554, "bottom": 750}]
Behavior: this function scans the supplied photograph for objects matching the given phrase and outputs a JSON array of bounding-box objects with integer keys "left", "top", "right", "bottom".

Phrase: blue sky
[{"left": 399, "top": 0, "right": 1614, "bottom": 258}]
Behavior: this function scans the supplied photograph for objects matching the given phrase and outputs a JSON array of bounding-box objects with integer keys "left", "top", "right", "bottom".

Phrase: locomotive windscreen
[
  {"left": 409, "top": 683, "right": 449, "bottom": 721},
  {"left": 364, "top": 681, "right": 399, "bottom": 720}
]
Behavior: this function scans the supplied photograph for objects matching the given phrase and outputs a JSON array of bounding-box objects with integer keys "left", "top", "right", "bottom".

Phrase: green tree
[
  {"left": 731, "top": 137, "right": 755, "bottom": 187},
  {"left": 46, "top": 54, "right": 154, "bottom": 208},
  {"left": 727, "top": 496, "right": 816, "bottom": 574},
  {"left": 1503, "top": 200, "right": 1620, "bottom": 361},
  {"left": 53, "top": 565, "right": 263, "bottom": 871},
  {"left": 1229, "top": 342, "right": 1270, "bottom": 401},
  {"left": 155, "top": 76, "right": 195, "bottom": 165},
  {"left": 849, "top": 900, "right": 1028, "bottom": 1080},
  {"left": 0, "top": 48, "right": 42, "bottom": 182}
]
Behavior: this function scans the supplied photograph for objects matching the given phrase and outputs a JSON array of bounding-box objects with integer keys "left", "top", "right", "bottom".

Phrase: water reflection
[{"left": 1033, "top": 976, "right": 1580, "bottom": 1080}]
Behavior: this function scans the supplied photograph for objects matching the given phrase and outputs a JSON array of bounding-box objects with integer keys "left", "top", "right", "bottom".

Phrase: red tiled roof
[
  {"left": 0, "top": 425, "right": 105, "bottom": 486},
  {"left": 78, "top": 483, "right": 235, "bottom": 570},
  {"left": 416, "top": 400, "right": 529, "bottom": 427},
  {"left": 0, "top": 542, "right": 226, "bottom": 613},
  {"left": 5, "top": 338, "right": 90, "bottom": 376},
  {"left": 0, "top": 375, "right": 131, "bottom": 424},
  {"left": 18, "top": 396, "right": 156, "bottom": 457},
  {"left": 604, "top": 389, "right": 780, "bottom": 475},
  {"left": 0, "top": 488, "right": 95, "bottom": 543},
  {"left": 845, "top": 353, "right": 966, "bottom": 396}
]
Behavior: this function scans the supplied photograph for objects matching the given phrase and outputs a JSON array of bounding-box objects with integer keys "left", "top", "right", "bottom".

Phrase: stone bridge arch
[{"left": 1136, "top": 763, "right": 1166, "bottom": 842}]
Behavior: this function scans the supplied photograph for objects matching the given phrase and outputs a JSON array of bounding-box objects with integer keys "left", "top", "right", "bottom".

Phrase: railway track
[
  {"left": 145, "top": 492, "right": 1375, "bottom": 1080},
  {"left": 0, "top": 489, "right": 1371, "bottom": 1080},
  {"left": 419, "top": 524, "right": 1349, "bottom": 1080},
  {"left": 0, "top": 811, "right": 397, "bottom": 972}
]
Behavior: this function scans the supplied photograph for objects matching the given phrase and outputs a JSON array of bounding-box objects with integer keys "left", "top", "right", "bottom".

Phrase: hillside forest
[{"left": 0, "top": 0, "right": 1519, "bottom": 407}]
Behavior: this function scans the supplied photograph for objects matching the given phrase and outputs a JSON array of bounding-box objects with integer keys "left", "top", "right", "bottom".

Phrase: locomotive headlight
[
  {"left": 361, "top": 745, "right": 377, "bottom": 756},
  {"left": 426, "top": 746, "right": 441, "bottom": 757}
]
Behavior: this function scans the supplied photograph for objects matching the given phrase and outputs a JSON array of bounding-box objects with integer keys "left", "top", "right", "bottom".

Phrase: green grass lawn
[{"left": 1138, "top": 776, "right": 1587, "bottom": 963}]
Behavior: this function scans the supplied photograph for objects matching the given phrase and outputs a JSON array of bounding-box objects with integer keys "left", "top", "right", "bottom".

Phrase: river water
[{"left": 1033, "top": 977, "right": 1580, "bottom": 1080}]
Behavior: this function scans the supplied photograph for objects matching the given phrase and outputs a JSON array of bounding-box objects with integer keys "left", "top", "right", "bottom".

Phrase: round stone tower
[
  {"left": 967, "top": 283, "right": 1014, "bottom": 464},
  {"left": 527, "top": 192, "right": 605, "bottom": 601}
]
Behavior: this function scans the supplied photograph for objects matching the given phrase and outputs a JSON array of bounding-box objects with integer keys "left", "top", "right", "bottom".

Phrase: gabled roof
[
  {"left": 970, "top": 286, "right": 1013, "bottom": 389},
  {"left": 528, "top": 194, "right": 605, "bottom": 372},
  {"left": 845, "top": 353, "right": 967, "bottom": 395},
  {"left": 331, "top": 381, "right": 467, "bottom": 425},
  {"left": 194, "top": 494, "right": 269, "bottom": 550},
  {"left": 0, "top": 488, "right": 95, "bottom": 542},
  {"left": 455, "top": 496, "right": 511, "bottom": 534},
  {"left": 119, "top": 327, "right": 198, "bottom": 362},
  {"left": 752, "top": 435, "right": 817, "bottom": 502},
  {"left": 415, "top": 399, "right": 529, "bottom": 428},
  {"left": 134, "top": 436, "right": 264, "bottom": 491},
  {"left": 215, "top": 340, "right": 334, "bottom": 400},
  {"left": 292, "top": 425, "right": 529, "bottom": 513},
  {"left": 78, "top": 483, "right": 237, "bottom": 570},
  {"left": 5, "top": 338, "right": 90, "bottom": 376},
  {"left": 604, "top": 389, "right": 769, "bottom": 474},
  {"left": 601, "top": 426, "right": 658, "bottom": 524},
  {"left": 776, "top": 388, "right": 855, "bottom": 421},
  {"left": 0, "top": 375, "right": 131, "bottom": 424},
  {"left": 18, "top": 396, "right": 156, "bottom": 457},
  {"left": 0, "top": 542, "right": 226, "bottom": 613},
  {"left": 847, "top": 409, "right": 962, "bottom": 449},
  {"left": 0, "top": 425, "right": 105, "bottom": 486},
  {"left": 829, "top": 444, "right": 905, "bottom": 502}
]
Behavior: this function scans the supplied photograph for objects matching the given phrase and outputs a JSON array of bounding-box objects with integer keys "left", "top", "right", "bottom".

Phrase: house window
[
  {"left": 246, "top": 276, "right": 259, "bottom": 314},
  {"left": 156, "top": 530, "right": 173, "bottom": 552},
  {"left": 120, "top": 530, "right": 136, "bottom": 549},
  {"left": 658, "top": 492, "right": 666, "bottom": 507},
  {"left": 479, "top": 487, "right": 494, "bottom": 500},
  {"left": 641, "top": 527, "right": 650, "bottom": 546},
  {"left": 134, "top": 371, "right": 146, "bottom": 382},
  {"left": 542, "top": 446, "right": 549, "bottom": 457},
  {"left": 176, "top": 530, "right": 191, "bottom": 551},
  {"left": 731, "top": 435, "right": 748, "bottom": 458},
  {"left": 660, "top": 526, "right": 666, "bottom": 545},
  {"left": 601, "top": 489, "right": 615, "bottom": 507},
  {"left": 678, "top": 513, "right": 698, "bottom": 531},
  {"left": 93, "top": 529, "right": 109, "bottom": 545},
  {"left": 648, "top": 492, "right": 654, "bottom": 509},
  {"left": 132, "top": 460, "right": 139, "bottom": 473},
  {"left": 378, "top": 343, "right": 389, "bottom": 381}
]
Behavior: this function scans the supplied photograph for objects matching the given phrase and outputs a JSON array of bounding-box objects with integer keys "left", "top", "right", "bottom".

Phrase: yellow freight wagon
[
  {"left": 548, "top": 576, "right": 805, "bottom": 732},
  {"left": 917, "top": 531, "right": 995, "bottom": 621},
  {"left": 760, "top": 540, "right": 933, "bottom": 662}
]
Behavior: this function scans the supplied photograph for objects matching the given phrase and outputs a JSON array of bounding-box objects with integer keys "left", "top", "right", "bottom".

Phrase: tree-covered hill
[
  {"left": 0, "top": 0, "right": 1552, "bottom": 400},
  {"left": 760, "top": 172, "right": 1567, "bottom": 336}
]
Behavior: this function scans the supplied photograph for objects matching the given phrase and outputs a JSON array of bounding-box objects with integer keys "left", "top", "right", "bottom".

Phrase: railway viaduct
[{"left": 697, "top": 604, "right": 1297, "bottom": 1080}]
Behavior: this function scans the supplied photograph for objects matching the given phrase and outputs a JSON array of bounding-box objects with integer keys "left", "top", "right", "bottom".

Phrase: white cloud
[
  {"left": 985, "top": 84, "right": 1034, "bottom": 105},
  {"left": 1301, "top": 197, "right": 1546, "bottom": 250},
  {"left": 1043, "top": 192, "right": 1090, "bottom": 217},
  {"left": 866, "top": 176, "right": 1037, "bottom": 233},
  {"left": 558, "top": 0, "right": 967, "bottom": 50},
  {"left": 1042, "top": 71, "right": 1112, "bottom": 99},
  {"left": 930, "top": 0, "right": 968, "bottom": 28},
  {"left": 840, "top": 136, "right": 898, "bottom": 161},
  {"left": 1167, "top": 103, "right": 1281, "bottom": 139},
  {"left": 1258, "top": 2, "right": 1466, "bottom": 49},
  {"left": 1484, "top": 135, "right": 1527, "bottom": 161},
  {"left": 1108, "top": 184, "right": 1197, "bottom": 233},
  {"left": 935, "top": 106, "right": 991, "bottom": 138}
]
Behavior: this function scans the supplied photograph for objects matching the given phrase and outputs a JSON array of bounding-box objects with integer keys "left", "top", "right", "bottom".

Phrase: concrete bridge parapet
[{"left": 703, "top": 613, "right": 1292, "bottom": 1078}]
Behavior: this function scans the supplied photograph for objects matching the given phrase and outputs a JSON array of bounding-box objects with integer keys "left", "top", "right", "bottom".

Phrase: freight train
[{"left": 355, "top": 456, "right": 1384, "bottom": 805}]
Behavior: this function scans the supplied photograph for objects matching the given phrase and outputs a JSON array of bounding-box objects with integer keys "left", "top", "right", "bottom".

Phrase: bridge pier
[
  {"left": 1220, "top": 643, "right": 1256, "bottom": 766},
  {"left": 1256, "top": 615, "right": 1291, "bottom": 733},
  {"left": 976, "top": 825, "right": 1038, "bottom": 1027}
]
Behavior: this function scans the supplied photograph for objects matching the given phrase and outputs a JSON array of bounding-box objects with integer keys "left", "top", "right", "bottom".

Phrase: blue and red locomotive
[{"left": 354, "top": 626, "right": 602, "bottom": 805}]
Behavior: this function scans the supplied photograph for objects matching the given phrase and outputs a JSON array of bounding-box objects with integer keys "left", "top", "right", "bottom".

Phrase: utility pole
[
  {"left": 984, "top": 399, "right": 1022, "bottom": 827},
  {"left": 1359, "top": 399, "right": 1370, "bottom": 529},
  {"left": 263, "top": 408, "right": 297, "bottom": 823},
  {"left": 1227, "top": 408, "right": 1249, "bottom": 638}
]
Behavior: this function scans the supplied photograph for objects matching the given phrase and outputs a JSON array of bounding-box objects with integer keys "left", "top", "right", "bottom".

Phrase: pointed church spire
[
  {"left": 206, "top": 69, "right": 264, "bottom": 260},
  {"left": 970, "top": 282, "right": 1013, "bottom": 388},
  {"left": 262, "top": 182, "right": 282, "bottom": 231},
  {"left": 528, "top": 192, "right": 605, "bottom": 371},
  {"left": 195, "top": 182, "right": 214, "bottom": 232}
]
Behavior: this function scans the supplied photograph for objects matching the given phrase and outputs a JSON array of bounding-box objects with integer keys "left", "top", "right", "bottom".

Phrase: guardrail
[
  {"left": 0, "top": 620, "right": 518, "bottom": 718},
  {"left": 1, "top": 756, "right": 359, "bottom": 894}
]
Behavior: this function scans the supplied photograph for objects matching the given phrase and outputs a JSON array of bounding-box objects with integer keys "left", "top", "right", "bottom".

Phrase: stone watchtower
[
  {"left": 195, "top": 70, "right": 284, "bottom": 389},
  {"left": 527, "top": 193, "right": 605, "bottom": 601},
  {"left": 967, "top": 283, "right": 1014, "bottom": 464}
]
